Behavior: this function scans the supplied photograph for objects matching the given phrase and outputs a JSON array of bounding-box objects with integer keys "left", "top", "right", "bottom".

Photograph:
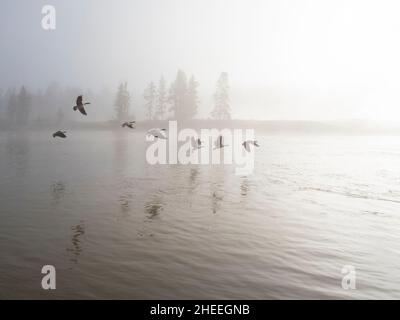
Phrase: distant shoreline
[{"left": 1, "top": 119, "right": 400, "bottom": 135}]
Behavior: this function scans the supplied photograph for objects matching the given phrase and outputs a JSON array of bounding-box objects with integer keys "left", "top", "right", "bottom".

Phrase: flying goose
[
  {"left": 242, "top": 140, "right": 259, "bottom": 152},
  {"left": 214, "top": 135, "right": 228, "bottom": 149},
  {"left": 191, "top": 137, "right": 202, "bottom": 150},
  {"left": 73, "top": 95, "right": 90, "bottom": 116},
  {"left": 147, "top": 128, "right": 167, "bottom": 139},
  {"left": 52, "top": 130, "right": 67, "bottom": 138},
  {"left": 122, "top": 121, "right": 136, "bottom": 129}
]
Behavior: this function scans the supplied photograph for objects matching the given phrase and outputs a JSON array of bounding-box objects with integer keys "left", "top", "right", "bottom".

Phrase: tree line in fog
[{"left": 0, "top": 70, "right": 231, "bottom": 128}]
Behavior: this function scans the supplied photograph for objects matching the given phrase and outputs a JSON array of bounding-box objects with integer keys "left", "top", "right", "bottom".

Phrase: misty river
[{"left": 1, "top": 130, "right": 400, "bottom": 299}]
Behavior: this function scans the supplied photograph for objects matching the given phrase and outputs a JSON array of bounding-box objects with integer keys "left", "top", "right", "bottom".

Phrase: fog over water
[
  {"left": 2, "top": 0, "right": 400, "bottom": 300},
  {"left": 2, "top": 0, "right": 400, "bottom": 121}
]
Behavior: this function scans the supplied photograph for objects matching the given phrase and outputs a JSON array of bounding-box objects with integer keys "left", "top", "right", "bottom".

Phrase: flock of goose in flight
[{"left": 52, "top": 95, "right": 259, "bottom": 153}]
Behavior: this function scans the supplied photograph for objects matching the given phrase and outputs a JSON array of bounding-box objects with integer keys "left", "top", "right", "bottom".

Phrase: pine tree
[
  {"left": 7, "top": 91, "right": 17, "bottom": 125},
  {"left": 44, "top": 82, "right": 61, "bottom": 123},
  {"left": 211, "top": 72, "right": 231, "bottom": 120},
  {"left": 143, "top": 81, "right": 156, "bottom": 120},
  {"left": 168, "top": 70, "right": 188, "bottom": 120},
  {"left": 155, "top": 76, "right": 167, "bottom": 120},
  {"left": 186, "top": 75, "right": 199, "bottom": 119},
  {"left": 114, "top": 82, "right": 130, "bottom": 121},
  {"left": 16, "top": 86, "right": 31, "bottom": 126}
]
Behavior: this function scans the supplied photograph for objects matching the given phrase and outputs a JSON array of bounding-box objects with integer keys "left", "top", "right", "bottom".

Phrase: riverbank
[{"left": 1, "top": 119, "right": 400, "bottom": 135}]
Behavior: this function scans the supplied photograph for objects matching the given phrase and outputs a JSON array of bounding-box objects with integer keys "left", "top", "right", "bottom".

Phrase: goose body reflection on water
[
  {"left": 240, "top": 178, "right": 249, "bottom": 197},
  {"left": 66, "top": 221, "right": 85, "bottom": 264},
  {"left": 145, "top": 198, "right": 163, "bottom": 220},
  {"left": 211, "top": 191, "right": 223, "bottom": 214},
  {"left": 189, "top": 168, "right": 199, "bottom": 184},
  {"left": 51, "top": 181, "right": 66, "bottom": 203}
]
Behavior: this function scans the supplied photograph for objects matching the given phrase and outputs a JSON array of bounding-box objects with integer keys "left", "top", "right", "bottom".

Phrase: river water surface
[{"left": 1, "top": 131, "right": 400, "bottom": 299}]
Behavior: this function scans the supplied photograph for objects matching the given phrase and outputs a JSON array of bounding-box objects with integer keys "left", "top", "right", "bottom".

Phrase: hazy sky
[{"left": 2, "top": 0, "right": 400, "bottom": 121}]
